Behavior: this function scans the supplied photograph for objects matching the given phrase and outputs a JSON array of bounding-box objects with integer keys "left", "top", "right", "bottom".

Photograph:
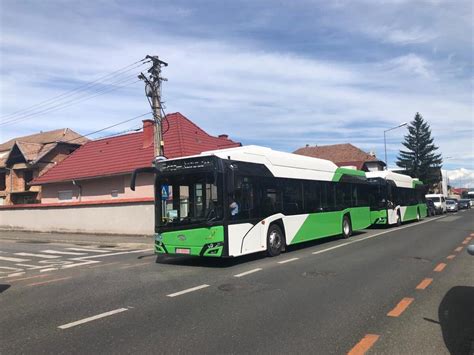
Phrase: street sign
[{"left": 161, "top": 185, "right": 169, "bottom": 200}]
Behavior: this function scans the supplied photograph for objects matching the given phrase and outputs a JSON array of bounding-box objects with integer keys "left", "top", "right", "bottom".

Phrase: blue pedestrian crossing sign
[{"left": 161, "top": 185, "right": 169, "bottom": 200}]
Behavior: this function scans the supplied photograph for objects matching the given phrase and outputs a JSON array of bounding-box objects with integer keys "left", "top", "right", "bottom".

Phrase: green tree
[{"left": 396, "top": 112, "right": 443, "bottom": 185}]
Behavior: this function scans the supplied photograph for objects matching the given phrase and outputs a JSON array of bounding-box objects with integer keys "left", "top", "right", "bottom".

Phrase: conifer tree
[{"left": 396, "top": 112, "right": 443, "bottom": 185}]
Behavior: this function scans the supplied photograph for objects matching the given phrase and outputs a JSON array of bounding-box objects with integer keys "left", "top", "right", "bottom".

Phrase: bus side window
[
  {"left": 282, "top": 179, "right": 303, "bottom": 215},
  {"left": 303, "top": 181, "right": 320, "bottom": 213}
]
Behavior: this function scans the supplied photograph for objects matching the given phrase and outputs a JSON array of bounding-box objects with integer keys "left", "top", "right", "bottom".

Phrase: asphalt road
[{"left": 1, "top": 210, "right": 473, "bottom": 354}]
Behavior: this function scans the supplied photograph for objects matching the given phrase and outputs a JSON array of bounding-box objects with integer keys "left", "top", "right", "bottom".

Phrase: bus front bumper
[{"left": 155, "top": 241, "right": 224, "bottom": 257}]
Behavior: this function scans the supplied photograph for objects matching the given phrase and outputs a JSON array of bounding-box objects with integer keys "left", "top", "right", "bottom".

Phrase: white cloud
[
  {"left": 447, "top": 168, "right": 474, "bottom": 188},
  {"left": 0, "top": 1, "right": 472, "bottom": 172}
]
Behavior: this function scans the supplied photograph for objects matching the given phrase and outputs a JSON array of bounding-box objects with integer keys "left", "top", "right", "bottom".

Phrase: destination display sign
[{"left": 155, "top": 156, "right": 217, "bottom": 173}]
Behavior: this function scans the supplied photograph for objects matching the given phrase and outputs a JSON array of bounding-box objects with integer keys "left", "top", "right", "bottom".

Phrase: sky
[{"left": 0, "top": 0, "right": 473, "bottom": 186}]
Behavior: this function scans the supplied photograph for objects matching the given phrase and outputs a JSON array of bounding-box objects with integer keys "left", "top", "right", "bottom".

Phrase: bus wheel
[
  {"left": 416, "top": 209, "right": 421, "bottom": 221},
  {"left": 267, "top": 224, "right": 283, "bottom": 257},
  {"left": 342, "top": 215, "right": 352, "bottom": 239}
]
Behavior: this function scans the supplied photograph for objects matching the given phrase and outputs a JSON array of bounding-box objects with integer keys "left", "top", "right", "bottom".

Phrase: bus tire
[
  {"left": 416, "top": 209, "right": 421, "bottom": 222},
  {"left": 266, "top": 224, "right": 283, "bottom": 257},
  {"left": 342, "top": 215, "right": 352, "bottom": 239},
  {"left": 396, "top": 211, "right": 402, "bottom": 226}
]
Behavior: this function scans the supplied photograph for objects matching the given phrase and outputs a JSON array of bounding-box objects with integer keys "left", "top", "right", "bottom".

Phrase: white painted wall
[{"left": 0, "top": 202, "right": 154, "bottom": 235}]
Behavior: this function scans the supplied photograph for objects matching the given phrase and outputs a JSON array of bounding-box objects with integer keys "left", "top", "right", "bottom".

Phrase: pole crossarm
[{"left": 139, "top": 55, "right": 168, "bottom": 160}]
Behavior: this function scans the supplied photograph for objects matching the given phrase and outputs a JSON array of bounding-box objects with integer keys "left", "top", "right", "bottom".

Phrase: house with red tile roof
[
  {"left": 294, "top": 143, "right": 386, "bottom": 172},
  {"left": 31, "top": 112, "right": 241, "bottom": 204},
  {"left": 0, "top": 128, "right": 87, "bottom": 205}
]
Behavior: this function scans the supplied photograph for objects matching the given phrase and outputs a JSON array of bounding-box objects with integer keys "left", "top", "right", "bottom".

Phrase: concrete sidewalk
[{"left": 0, "top": 229, "right": 153, "bottom": 249}]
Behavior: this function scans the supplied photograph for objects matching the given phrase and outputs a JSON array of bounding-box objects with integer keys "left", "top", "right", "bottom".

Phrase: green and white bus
[
  {"left": 131, "top": 146, "right": 373, "bottom": 258},
  {"left": 366, "top": 171, "right": 428, "bottom": 226}
]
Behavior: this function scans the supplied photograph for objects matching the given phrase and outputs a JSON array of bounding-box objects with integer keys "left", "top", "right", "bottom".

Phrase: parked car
[
  {"left": 426, "top": 194, "right": 446, "bottom": 214},
  {"left": 446, "top": 199, "right": 458, "bottom": 212},
  {"left": 458, "top": 199, "right": 471, "bottom": 209},
  {"left": 426, "top": 199, "right": 437, "bottom": 216}
]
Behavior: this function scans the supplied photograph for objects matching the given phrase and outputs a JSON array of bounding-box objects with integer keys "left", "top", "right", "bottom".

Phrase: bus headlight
[{"left": 155, "top": 233, "right": 163, "bottom": 242}]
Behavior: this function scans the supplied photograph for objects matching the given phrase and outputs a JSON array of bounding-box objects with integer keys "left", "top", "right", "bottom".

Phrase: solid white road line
[
  {"left": 167, "top": 284, "right": 210, "bottom": 297},
  {"left": 58, "top": 308, "right": 129, "bottom": 330},
  {"left": 73, "top": 249, "right": 153, "bottom": 260},
  {"left": 15, "top": 252, "right": 61, "bottom": 259},
  {"left": 41, "top": 250, "right": 86, "bottom": 255},
  {"left": 66, "top": 248, "right": 110, "bottom": 253},
  {"left": 312, "top": 216, "right": 445, "bottom": 256},
  {"left": 234, "top": 268, "right": 263, "bottom": 278},
  {"left": 278, "top": 257, "right": 300, "bottom": 264},
  {"left": 0, "top": 256, "right": 30, "bottom": 262}
]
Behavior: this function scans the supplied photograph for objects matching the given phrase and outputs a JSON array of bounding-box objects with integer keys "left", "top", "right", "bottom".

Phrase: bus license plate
[{"left": 176, "top": 248, "right": 190, "bottom": 255}]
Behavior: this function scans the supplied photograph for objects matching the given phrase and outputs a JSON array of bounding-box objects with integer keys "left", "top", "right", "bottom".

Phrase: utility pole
[{"left": 139, "top": 55, "right": 168, "bottom": 159}]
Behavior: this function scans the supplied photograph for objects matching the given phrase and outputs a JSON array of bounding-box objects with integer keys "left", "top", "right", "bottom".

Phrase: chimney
[
  {"left": 142, "top": 119, "right": 154, "bottom": 148},
  {"left": 218, "top": 134, "right": 228, "bottom": 139}
]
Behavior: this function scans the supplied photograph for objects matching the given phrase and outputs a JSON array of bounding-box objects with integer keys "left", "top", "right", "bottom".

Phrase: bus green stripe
[{"left": 290, "top": 207, "right": 371, "bottom": 244}]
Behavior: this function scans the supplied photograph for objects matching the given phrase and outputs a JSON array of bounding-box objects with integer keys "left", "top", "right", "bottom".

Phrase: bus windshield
[{"left": 156, "top": 172, "right": 222, "bottom": 227}]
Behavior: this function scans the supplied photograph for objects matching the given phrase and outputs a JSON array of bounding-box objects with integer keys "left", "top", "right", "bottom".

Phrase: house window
[
  {"left": 24, "top": 170, "right": 34, "bottom": 191},
  {"left": 0, "top": 172, "right": 5, "bottom": 191},
  {"left": 58, "top": 190, "right": 73, "bottom": 201},
  {"left": 111, "top": 190, "right": 119, "bottom": 198}
]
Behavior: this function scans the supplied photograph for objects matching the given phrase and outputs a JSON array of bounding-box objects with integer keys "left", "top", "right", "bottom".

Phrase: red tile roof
[
  {"left": 32, "top": 112, "right": 241, "bottom": 184},
  {"left": 0, "top": 128, "right": 88, "bottom": 151},
  {"left": 294, "top": 143, "right": 386, "bottom": 171},
  {"left": 294, "top": 143, "right": 379, "bottom": 163}
]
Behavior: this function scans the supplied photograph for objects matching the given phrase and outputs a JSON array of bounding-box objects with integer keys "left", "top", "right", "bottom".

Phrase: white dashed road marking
[
  {"left": 8, "top": 272, "right": 25, "bottom": 277},
  {"left": 0, "top": 256, "right": 30, "bottom": 262},
  {"left": 40, "top": 268, "right": 59, "bottom": 272},
  {"left": 66, "top": 248, "right": 111, "bottom": 253},
  {"left": 234, "top": 268, "right": 262, "bottom": 278},
  {"left": 167, "top": 284, "right": 210, "bottom": 297},
  {"left": 16, "top": 263, "right": 60, "bottom": 270},
  {"left": 58, "top": 308, "right": 129, "bottom": 330},
  {"left": 15, "top": 252, "right": 61, "bottom": 259},
  {"left": 278, "top": 257, "right": 300, "bottom": 264},
  {"left": 61, "top": 261, "right": 100, "bottom": 269},
  {"left": 74, "top": 249, "right": 153, "bottom": 260},
  {"left": 41, "top": 250, "right": 87, "bottom": 256}
]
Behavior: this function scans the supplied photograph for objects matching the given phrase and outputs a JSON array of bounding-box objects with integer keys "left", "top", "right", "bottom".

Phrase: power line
[
  {"left": 1, "top": 58, "right": 148, "bottom": 122},
  {"left": 1, "top": 112, "right": 152, "bottom": 163},
  {"left": 65, "top": 112, "right": 152, "bottom": 143},
  {"left": 0, "top": 77, "right": 142, "bottom": 127}
]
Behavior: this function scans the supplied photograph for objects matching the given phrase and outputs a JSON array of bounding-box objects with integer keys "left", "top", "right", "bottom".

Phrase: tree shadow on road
[
  {"left": 437, "top": 286, "right": 474, "bottom": 355},
  {"left": 0, "top": 284, "right": 11, "bottom": 293}
]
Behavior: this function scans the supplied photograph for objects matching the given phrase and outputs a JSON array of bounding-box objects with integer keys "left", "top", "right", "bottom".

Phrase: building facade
[
  {"left": 32, "top": 112, "right": 241, "bottom": 204},
  {"left": 0, "top": 129, "right": 87, "bottom": 205}
]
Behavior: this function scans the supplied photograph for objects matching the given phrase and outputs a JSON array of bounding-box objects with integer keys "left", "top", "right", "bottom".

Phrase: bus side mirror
[
  {"left": 130, "top": 167, "right": 156, "bottom": 191},
  {"left": 468, "top": 245, "right": 474, "bottom": 256}
]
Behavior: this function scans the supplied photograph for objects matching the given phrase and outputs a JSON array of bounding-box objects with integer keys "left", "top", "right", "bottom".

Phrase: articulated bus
[
  {"left": 366, "top": 171, "right": 427, "bottom": 226},
  {"left": 131, "top": 146, "right": 374, "bottom": 258}
]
